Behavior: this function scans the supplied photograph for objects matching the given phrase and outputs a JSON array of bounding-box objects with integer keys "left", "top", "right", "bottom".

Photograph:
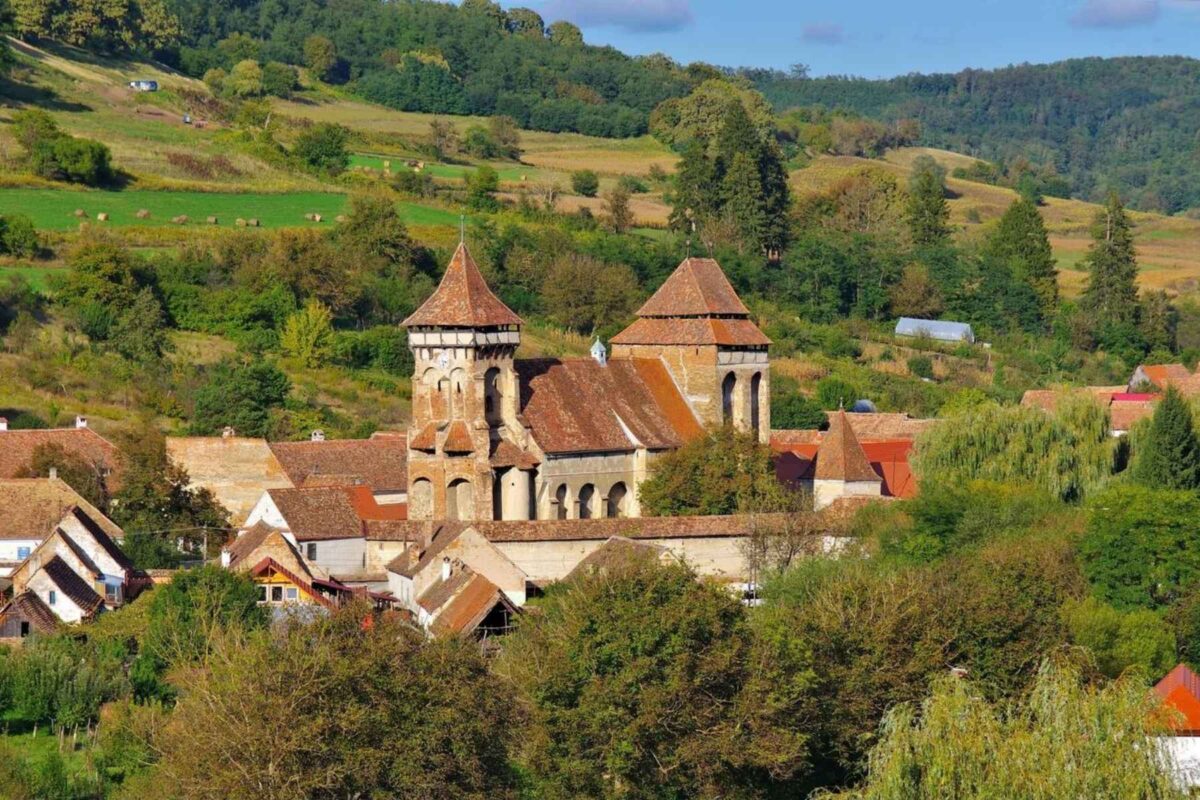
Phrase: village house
[
  {"left": 1153, "top": 663, "right": 1200, "bottom": 790},
  {"left": 0, "top": 477, "right": 124, "bottom": 577},
  {"left": 0, "top": 416, "right": 123, "bottom": 487}
]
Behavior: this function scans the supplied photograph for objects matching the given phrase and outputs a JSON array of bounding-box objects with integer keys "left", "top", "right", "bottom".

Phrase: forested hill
[{"left": 750, "top": 57, "right": 1200, "bottom": 213}]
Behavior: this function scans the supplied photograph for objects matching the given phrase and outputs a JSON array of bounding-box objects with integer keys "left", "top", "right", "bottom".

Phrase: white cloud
[
  {"left": 801, "top": 22, "right": 845, "bottom": 45},
  {"left": 1071, "top": 0, "right": 1161, "bottom": 28},
  {"left": 538, "top": 0, "right": 693, "bottom": 33}
]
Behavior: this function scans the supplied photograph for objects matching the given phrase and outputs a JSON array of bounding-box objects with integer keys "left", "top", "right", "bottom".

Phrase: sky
[{"left": 521, "top": 0, "right": 1200, "bottom": 77}]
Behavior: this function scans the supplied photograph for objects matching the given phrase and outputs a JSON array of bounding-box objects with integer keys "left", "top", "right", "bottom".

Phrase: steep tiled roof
[
  {"left": 1137, "top": 364, "right": 1191, "bottom": 390},
  {"left": 268, "top": 487, "right": 364, "bottom": 541},
  {"left": 0, "top": 591, "right": 59, "bottom": 635},
  {"left": 824, "top": 412, "right": 937, "bottom": 441},
  {"left": 1110, "top": 399, "right": 1157, "bottom": 433},
  {"left": 56, "top": 529, "right": 102, "bottom": 579},
  {"left": 409, "top": 422, "right": 439, "bottom": 452},
  {"left": 43, "top": 555, "right": 104, "bottom": 616},
  {"left": 773, "top": 439, "right": 916, "bottom": 498},
  {"left": 402, "top": 243, "right": 523, "bottom": 328},
  {"left": 431, "top": 572, "right": 511, "bottom": 636},
  {"left": 0, "top": 427, "right": 122, "bottom": 486},
  {"left": 814, "top": 411, "right": 882, "bottom": 483},
  {"left": 0, "top": 479, "right": 123, "bottom": 541},
  {"left": 67, "top": 507, "right": 135, "bottom": 575},
  {"left": 1019, "top": 386, "right": 1126, "bottom": 412},
  {"left": 225, "top": 521, "right": 282, "bottom": 569},
  {"left": 610, "top": 317, "right": 771, "bottom": 347},
  {"left": 516, "top": 357, "right": 702, "bottom": 454},
  {"left": 1155, "top": 664, "right": 1200, "bottom": 734},
  {"left": 443, "top": 421, "right": 475, "bottom": 454},
  {"left": 636, "top": 258, "right": 750, "bottom": 318},
  {"left": 489, "top": 437, "right": 540, "bottom": 469},
  {"left": 269, "top": 436, "right": 407, "bottom": 491}
]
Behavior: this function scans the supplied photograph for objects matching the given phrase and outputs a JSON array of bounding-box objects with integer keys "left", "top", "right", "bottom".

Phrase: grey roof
[{"left": 894, "top": 317, "right": 975, "bottom": 342}]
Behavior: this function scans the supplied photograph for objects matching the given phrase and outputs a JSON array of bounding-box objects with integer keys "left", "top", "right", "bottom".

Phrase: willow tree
[
  {"left": 840, "top": 660, "right": 1185, "bottom": 800},
  {"left": 912, "top": 395, "right": 1116, "bottom": 501}
]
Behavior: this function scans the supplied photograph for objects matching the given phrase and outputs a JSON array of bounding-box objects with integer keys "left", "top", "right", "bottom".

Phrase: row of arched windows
[
  {"left": 721, "top": 371, "right": 763, "bottom": 432},
  {"left": 553, "top": 482, "right": 628, "bottom": 520}
]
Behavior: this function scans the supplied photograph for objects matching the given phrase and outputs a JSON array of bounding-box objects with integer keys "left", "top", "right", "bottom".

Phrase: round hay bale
[
  {"left": 172, "top": 215, "right": 189, "bottom": 225},
  {"left": 312, "top": 214, "right": 322, "bottom": 223},
  {"left": 96, "top": 212, "right": 109, "bottom": 222},
  {"left": 247, "top": 218, "right": 260, "bottom": 227},
  {"left": 135, "top": 209, "right": 151, "bottom": 219},
  {"left": 235, "top": 218, "right": 247, "bottom": 227},
  {"left": 73, "top": 209, "right": 86, "bottom": 218},
  {"left": 304, "top": 213, "right": 315, "bottom": 221},
  {"left": 206, "top": 215, "right": 219, "bottom": 225}
]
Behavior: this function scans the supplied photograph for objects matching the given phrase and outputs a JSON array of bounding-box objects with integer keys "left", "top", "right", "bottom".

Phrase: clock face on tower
[{"left": 435, "top": 350, "right": 451, "bottom": 370}]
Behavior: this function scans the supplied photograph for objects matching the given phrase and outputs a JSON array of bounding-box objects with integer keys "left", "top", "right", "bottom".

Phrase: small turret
[{"left": 590, "top": 337, "right": 607, "bottom": 367}]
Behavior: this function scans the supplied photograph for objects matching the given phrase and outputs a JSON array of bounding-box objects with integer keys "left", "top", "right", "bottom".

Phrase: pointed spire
[
  {"left": 815, "top": 410, "right": 881, "bottom": 483},
  {"left": 590, "top": 337, "right": 607, "bottom": 366},
  {"left": 635, "top": 257, "right": 751, "bottom": 318},
  {"left": 402, "top": 243, "right": 523, "bottom": 328}
]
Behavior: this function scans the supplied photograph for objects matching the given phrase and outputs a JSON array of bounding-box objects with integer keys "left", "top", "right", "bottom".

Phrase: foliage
[
  {"left": 499, "top": 555, "right": 811, "bottom": 799},
  {"left": 13, "top": 110, "right": 114, "bottom": 187},
  {"left": 1080, "top": 483, "right": 1200, "bottom": 612},
  {"left": 292, "top": 123, "right": 350, "bottom": 175},
  {"left": 1061, "top": 596, "right": 1175, "bottom": 679},
  {"left": 1081, "top": 193, "right": 1139, "bottom": 330},
  {"left": 815, "top": 377, "right": 858, "bottom": 410},
  {"left": 11, "top": 0, "right": 180, "bottom": 55},
  {"left": 280, "top": 299, "right": 334, "bottom": 367},
  {"left": 912, "top": 397, "right": 1116, "bottom": 501},
  {"left": 603, "top": 185, "right": 633, "bottom": 234},
  {"left": 189, "top": 358, "right": 290, "bottom": 437},
  {"left": 906, "top": 355, "right": 933, "bottom": 380},
  {"left": 15, "top": 441, "right": 111, "bottom": 509},
  {"left": 1132, "top": 386, "right": 1200, "bottom": 490},
  {"left": 0, "top": 213, "right": 39, "bottom": 258},
  {"left": 838, "top": 660, "right": 1185, "bottom": 800},
  {"left": 539, "top": 254, "right": 640, "bottom": 335},
  {"left": 640, "top": 426, "right": 785, "bottom": 517},
  {"left": 570, "top": 169, "right": 599, "bottom": 197},
  {"left": 466, "top": 164, "right": 500, "bottom": 211},
  {"left": 141, "top": 604, "right": 517, "bottom": 798},
  {"left": 986, "top": 196, "right": 1058, "bottom": 317},
  {"left": 905, "top": 156, "right": 950, "bottom": 247},
  {"left": 772, "top": 390, "right": 827, "bottom": 430},
  {"left": 3, "top": 634, "right": 131, "bottom": 729}
]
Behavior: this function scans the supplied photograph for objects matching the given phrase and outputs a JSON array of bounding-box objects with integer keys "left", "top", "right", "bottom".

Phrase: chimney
[
  {"left": 74, "top": 415, "right": 88, "bottom": 429},
  {"left": 590, "top": 337, "right": 607, "bottom": 367},
  {"left": 0, "top": 417, "right": 7, "bottom": 431},
  {"left": 442, "top": 556, "right": 451, "bottom": 582},
  {"left": 311, "top": 429, "right": 325, "bottom": 442},
  {"left": 49, "top": 466, "right": 58, "bottom": 480},
  {"left": 220, "top": 549, "right": 231, "bottom": 568},
  {"left": 222, "top": 426, "right": 236, "bottom": 439}
]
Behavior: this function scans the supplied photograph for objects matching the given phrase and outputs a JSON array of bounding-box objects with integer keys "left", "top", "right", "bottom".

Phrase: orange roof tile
[
  {"left": 344, "top": 485, "right": 407, "bottom": 521},
  {"left": 269, "top": 436, "right": 407, "bottom": 491},
  {"left": 1110, "top": 399, "right": 1156, "bottom": 433},
  {"left": 402, "top": 243, "right": 523, "bottom": 328},
  {"left": 610, "top": 317, "right": 770, "bottom": 347},
  {"left": 489, "top": 437, "right": 540, "bottom": 469},
  {"left": 0, "top": 427, "right": 123, "bottom": 488},
  {"left": 442, "top": 421, "right": 474, "bottom": 454},
  {"left": 409, "top": 422, "right": 439, "bottom": 452},
  {"left": 516, "top": 357, "right": 701, "bottom": 454},
  {"left": 636, "top": 258, "right": 750, "bottom": 318},
  {"left": 1138, "top": 364, "right": 1191, "bottom": 390},
  {"left": 1155, "top": 664, "right": 1200, "bottom": 733},
  {"left": 772, "top": 438, "right": 916, "bottom": 498},
  {"left": 815, "top": 411, "right": 881, "bottom": 483}
]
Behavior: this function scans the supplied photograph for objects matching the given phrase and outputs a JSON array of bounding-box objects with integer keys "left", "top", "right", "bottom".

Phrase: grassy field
[{"left": 2, "top": 188, "right": 467, "bottom": 230}]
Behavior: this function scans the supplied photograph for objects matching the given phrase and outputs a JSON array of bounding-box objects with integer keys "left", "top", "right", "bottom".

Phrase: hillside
[{"left": 752, "top": 57, "right": 1200, "bottom": 214}]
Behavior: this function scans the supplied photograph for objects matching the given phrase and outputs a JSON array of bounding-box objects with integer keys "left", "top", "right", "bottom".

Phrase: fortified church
[{"left": 402, "top": 242, "right": 773, "bottom": 523}]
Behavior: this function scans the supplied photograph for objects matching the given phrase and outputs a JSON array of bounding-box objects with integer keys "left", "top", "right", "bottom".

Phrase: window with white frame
[
  {"left": 16, "top": 547, "right": 30, "bottom": 560},
  {"left": 285, "top": 587, "right": 298, "bottom": 602},
  {"left": 271, "top": 585, "right": 284, "bottom": 602}
]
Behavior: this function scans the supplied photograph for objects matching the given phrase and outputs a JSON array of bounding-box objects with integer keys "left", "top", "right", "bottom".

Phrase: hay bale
[
  {"left": 235, "top": 218, "right": 247, "bottom": 227},
  {"left": 246, "top": 218, "right": 260, "bottom": 227},
  {"left": 206, "top": 215, "right": 218, "bottom": 225},
  {"left": 335, "top": 214, "right": 348, "bottom": 224},
  {"left": 96, "top": 212, "right": 109, "bottom": 222},
  {"left": 172, "top": 215, "right": 189, "bottom": 225},
  {"left": 312, "top": 214, "right": 322, "bottom": 223},
  {"left": 73, "top": 209, "right": 86, "bottom": 218},
  {"left": 304, "top": 213, "right": 315, "bottom": 221},
  {"left": 135, "top": 209, "right": 151, "bottom": 219}
]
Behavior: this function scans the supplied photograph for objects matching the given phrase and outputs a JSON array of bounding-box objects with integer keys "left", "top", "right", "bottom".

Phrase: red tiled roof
[
  {"left": 773, "top": 437, "right": 918, "bottom": 499},
  {"left": 1138, "top": 364, "right": 1191, "bottom": 390},
  {"left": 0, "top": 427, "right": 123, "bottom": 487},
  {"left": 635, "top": 258, "right": 750, "bottom": 318},
  {"left": 815, "top": 411, "right": 880, "bottom": 482},
  {"left": 409, "top": 422, "right": 439, "bottom": 452},
  {"left": 442, "top": 421, "right": 474, "bottom": 454},
  {"left": 1110, "top": 399, "right": 1156, "bottom": 433},
  {"left": 402, "top": 243, "right": 523, "bottom": 328},
  {"left": 269, "top": 436, "right": 407, "bottom": 491},
  {"left": 609, "top": 317, "right": 770, "bottom": 347},
  {"left": 345, "top": 485, "right": 407, "bottom": 521},
  {"left": 490, "top": 437, "right": 540, "bottom": 469},
  {"left": 565, "top": 536, "right": 669, "bottom": 581},
  {"left": 516, "top": 357, "right": 702, "bottom": 454},
  {"left": 267, "top": 487, "right": 364, "bottom": 541},
  {"left": 0, "top": 479, "right": 124, "bottom": 542},
  {"left": 43, "top": 555, "right": 104, "bottom": 616},
  {"left": 1155, "top": 664, "right": 1200, "bottom": 734},
  {"left": 0, "top": 591, "right": 59, "bottom": 636}
]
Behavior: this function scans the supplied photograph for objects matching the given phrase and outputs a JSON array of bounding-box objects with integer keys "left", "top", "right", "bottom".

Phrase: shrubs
[
  {"left": 292, "top": 123, "right": 350, "bottom": 174},
  {"left": 0, "top": 213, "right": 39, "bottom": 257},
  {"left": 13, "top": 110, "right": 113, "bottom": 186},
  {"left": 571, "top": 168, "right": 599, "bottom": 197},
  {"left": 906, "top": 354, "right": 934, "bottom": 379}
]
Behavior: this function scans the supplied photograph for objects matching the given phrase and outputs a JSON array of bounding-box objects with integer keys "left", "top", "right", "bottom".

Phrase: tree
[
  {"left": 302, "top": 34, "right": 337, "bottom": 81},
  {"left": 603, "top": 185, "right": 633, "bottom": 234},
  {"left": 0, "top": 0, "right": 13, "bottom": 74},
  {"left": 1132, "top": 386, "right": 1200, "bottom": 490},
  {"left": 260, "top": 61, "right": 297, "bottom": 98},
  {"left": 0, "top": 213, "right": 38, "bottom": 258},
  {"left": 487, "top": 115, "right": 521, "bottom": 159},
  {"left": 913, "top": 397, "right": 1116, "bottom": 502},
  {"left": 547, "top": 19, "right": 583, "bottom": 45},
  {"left": 466, "top": 165, "right": 500, "bottom": 211},
  {"left": 499, "top": 555, "right": 810, "bottom": 799},
  {"left": 292, "top": 123, "right": 349, "bottom": 174},
  {"left": 1061, "top": 596, "right": 1175, "bottom": 679},
  {"left": 841, "top": 661, "right": 1185, "bottom": 800},
  {"left": 815, "top": 377, "right": 858, "bottom": 410},
  {"left": 539, "top": 254, "right": 640, "bottom": 334},
  {"left": 224, "top": 59, "right": 263, "bottom": 97},
  {"left": 1081, "top": 483, "right": 1200, "bottom": 611},
  {"left": 142, "top": 605, "right": 517, "bottom": 799},
  {"left": 571, "top": 169, "right": 599, "bottom": 197},
  {"left": 427, "top": 118, "right": 458, "bottom": 158},
  {"left": 906, "top": 156, "right": 950, "bottom": 247},
  {"left": 721, "top": 151, "right": 768, "bottom": 252},
  {"left": 189, "top": 358, "right": 290, "bottom": 438},
  {"left": 987, "top": 196, "right": 1058, "bottom": 315},
  {"left": 506, "top": 7, "right": 544, "bottom": 37},
  {"left": 334, "top": 193, "right": 421, "bottom": 269},
  {"left": 640, "top": 426, "right": 785, "bottom": 516},
  {"left": 1140, "top": 289, "right": 1177, "bottom": 354},
  {"left": 1081, "top": 193, "right": 1139, "bottom": 328},
  {"left": 888, "top": 263, "right": 944, "bottom": 318},
  {"left": 15, "top": 441, "right": 111, "bottom": 508},
  {"left": 772, "top": 391, "right": 827, "bottom": 430},
  {"left": 280, "top": 300, "right": 334, "bottom": 367}
]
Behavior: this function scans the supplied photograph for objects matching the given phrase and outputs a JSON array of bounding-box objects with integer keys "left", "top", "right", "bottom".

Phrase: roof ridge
[{"left": 815, "top": 411, "right": 881, "bottom": 483}]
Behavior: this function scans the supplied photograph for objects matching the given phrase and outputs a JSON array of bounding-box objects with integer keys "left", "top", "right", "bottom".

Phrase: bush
[
  {"left": 31, "top": 136, "right": 114, "bottom": 186},
  {"left": 0, "top": 213, "right": 39, "bottom": 257},
  {"left": 292, "top": 123, "right": 350, "bottom": 174},
  {"left": 907, "top": 354, "right": 934, "bottom": 380},
  {"left": 773, "top": 391, "right": 828, "bottom": 429},
  {"left": 616, "top": 174, "right": 648, "bottom": 193},
  {"left": 571, "top": 169, "right": 599, "bottom": 197},
  {"left": 816, "top": 376, "right": 858, "bottom": 409},
  {"left": 1062, "top": 595, "right": 1176, "bottom": 679},
  {"left": 260, "top": 61, "right": 298, "bottom": 98}
]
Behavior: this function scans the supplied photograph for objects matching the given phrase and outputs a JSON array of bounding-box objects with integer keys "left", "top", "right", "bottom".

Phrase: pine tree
[
  {"left": 721, "top": 152, "right": 768, "bottom": 252},
  {"left": 1081, "top": 193, "right": 1139, "bottom": 326},
  {"left": 906, "top": 161, "right": 950, "bottom": 247},
  {"left": 988, "top": 196, "right": 1058, "bottom": 315},
  {"left": 1133, "top": 386, "right": 1200, "bottom": 490},
  {"left": 669, "top": 140, "right": 715, "bottom": 234}
]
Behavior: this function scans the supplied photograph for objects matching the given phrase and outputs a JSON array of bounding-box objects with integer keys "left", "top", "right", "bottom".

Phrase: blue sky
[{"left": 522, "top": 0, "right": 1200, "bottom": 77}]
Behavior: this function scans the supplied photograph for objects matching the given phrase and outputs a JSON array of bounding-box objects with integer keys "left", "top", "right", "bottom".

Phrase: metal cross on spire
[{"left": 459, "top": 213, "right": 465, "bottom": 244}]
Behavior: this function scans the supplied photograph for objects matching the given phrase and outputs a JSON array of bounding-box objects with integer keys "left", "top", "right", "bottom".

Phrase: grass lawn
[
  {"left": 0, "top": 263, "right": 69, "bottom": 292},
  {"left": 350, "top": 153, "right": 541, "bottom": 183},
  {"left": 2, "top": 189, "right": 462, "bottom": 230}
]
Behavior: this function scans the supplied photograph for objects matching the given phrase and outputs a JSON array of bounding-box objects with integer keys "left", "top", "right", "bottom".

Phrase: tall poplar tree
[
  {"left": 987, "top": 196, "right": 1058, "bottom": 315},
  {"left": 1081, "top": 193, "right": 1139, "bottom": 326},
  {"left": 1133, "top": 386, "right": 1200, "bottom": 490}
]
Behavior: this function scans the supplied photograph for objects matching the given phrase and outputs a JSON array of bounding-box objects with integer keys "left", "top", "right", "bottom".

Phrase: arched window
[
  {"left": 410, "top": 478, "right": 433, "bottom": 520},
  {"left": 607, "top": 482, "right": 628, "bottom": 518},
  {"left": 447, "top": 478, "right": 473, "bottom": 521},
  {"left": 578, "top": 484, "right": 596, "bottom": 519},
  {"left": 750, "top": 372, "right": 762, "bottom": 433},
  {"left": 555, "top": 484, "right": 569, "bottom": 520},
  {"left": 484, "top": 367, "right": 501, "bottom": 424},
  {"left": 722, "top": 372, "right": 737, "bottom": 422}
]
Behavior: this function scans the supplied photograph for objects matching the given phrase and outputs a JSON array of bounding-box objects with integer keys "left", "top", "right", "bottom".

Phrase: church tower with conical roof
[
  {"left": 610, "top": 257, "right": 771, "bottom": 442},
  {"left": 402, "top": 243, "right": 535, "bottom": 522}
]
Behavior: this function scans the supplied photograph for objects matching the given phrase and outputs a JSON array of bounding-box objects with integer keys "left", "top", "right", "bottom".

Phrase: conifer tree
[
  {"left": 988, "top": 196, "right": 1058, "bottom": 315},
  {"left": 721, "top": 151, "right": 768, "bottom": 252},
  {"left": 669, "top": 140, "right": 716, "bottom": 234},
  {"left": 1133, "top": 386, "right": 1200, "bottom": 490},
  {"left": 1081, "top": 193, "right": 1139, "bottom": 325},
  {"left": 906, "top": 160, "right": 950, "bottom": 247}
]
